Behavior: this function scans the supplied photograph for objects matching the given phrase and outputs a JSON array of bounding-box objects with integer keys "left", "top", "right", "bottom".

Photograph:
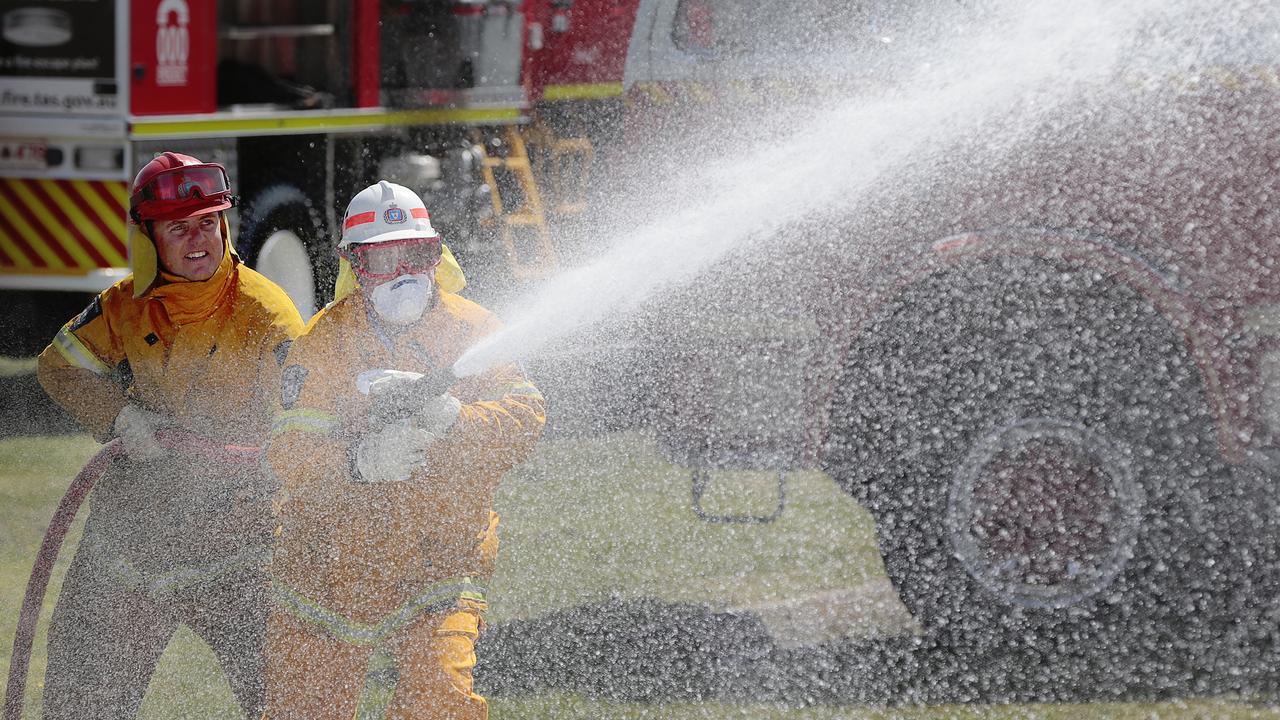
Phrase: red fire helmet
[{"left": 129, "top": 152, "right": 238, "bottom": 224}]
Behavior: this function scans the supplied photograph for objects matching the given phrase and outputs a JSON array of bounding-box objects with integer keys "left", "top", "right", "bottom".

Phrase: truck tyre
[
  {"left": 237, "top": 185, "right": 329, "bottom": 319},
  {"left": 824, "top": 259, "right": 1234, "bottom": 699}
]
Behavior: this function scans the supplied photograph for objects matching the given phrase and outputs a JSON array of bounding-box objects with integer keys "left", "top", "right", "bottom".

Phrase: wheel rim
[
  {"left": 947, "top": 417, "right": 1143, "bottom": 610},
  {"left": 255, "top": 229, "right": 317, "bottom": 319}
]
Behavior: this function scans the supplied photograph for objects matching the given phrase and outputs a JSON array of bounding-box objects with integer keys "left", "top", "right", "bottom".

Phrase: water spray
[{"left": 452, "top": 0, "right": 1186, "bottom": 379}]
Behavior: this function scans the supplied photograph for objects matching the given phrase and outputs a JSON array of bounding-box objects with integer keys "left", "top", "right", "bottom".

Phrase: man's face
[{"left": 154, "top": 212, "right": 223, "bottom": 281}]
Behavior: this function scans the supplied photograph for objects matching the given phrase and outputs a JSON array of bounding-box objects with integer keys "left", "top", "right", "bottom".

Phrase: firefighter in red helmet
[{"left": 36, "top": 152, "right": 305, "bottom": 718}]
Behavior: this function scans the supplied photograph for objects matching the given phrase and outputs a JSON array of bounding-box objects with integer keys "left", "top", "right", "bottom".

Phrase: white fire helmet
[{"left": 339, "top": 180, "right": 438, "bottom": 248}]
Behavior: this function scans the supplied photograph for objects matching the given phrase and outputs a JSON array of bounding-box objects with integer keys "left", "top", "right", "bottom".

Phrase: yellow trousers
[{"left": 262, "top": 603, "right": 486, "bottom": 720}]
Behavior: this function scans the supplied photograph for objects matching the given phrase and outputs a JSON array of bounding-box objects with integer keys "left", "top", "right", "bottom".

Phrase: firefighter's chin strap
[{"left": 271, "top": 577, "right": 486, "bottom": 719}]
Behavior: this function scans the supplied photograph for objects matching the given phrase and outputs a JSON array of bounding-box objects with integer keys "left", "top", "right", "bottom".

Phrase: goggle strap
[{"left": 129, "top": 194, "right": 237, "bottom": 224}]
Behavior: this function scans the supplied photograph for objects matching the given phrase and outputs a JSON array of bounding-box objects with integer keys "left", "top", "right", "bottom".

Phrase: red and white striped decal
[
  {"left": 344, "top": 207, "right": 430, "bottom": 229},
  {"left": 344, "top": 211, "right": 377, "bottom": 229}
]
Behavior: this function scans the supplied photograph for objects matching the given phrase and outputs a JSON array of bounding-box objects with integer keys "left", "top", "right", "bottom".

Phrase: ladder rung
[
  {"left": 551, "top": 138, "right": 594, "bottom": 153},
  {"left": 511, "top": 263, "right": 553, "bottom": 280},
  {"left": 482, "top": 157, "right": 531, "bottom": 170},
  {"left": 503, "top": 212, "right": 544, "bottom": 227}
]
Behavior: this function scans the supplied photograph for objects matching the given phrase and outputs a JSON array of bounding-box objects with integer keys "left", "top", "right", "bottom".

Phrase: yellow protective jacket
[
  {"left": 37, "top": 244, "right": 305, "bottom": 575},
  {"left": 266, "top": 289, "right": 545, "bottom": 626},
  {"left": 38, "top": 244, "right": 304, "bottom": 446}
]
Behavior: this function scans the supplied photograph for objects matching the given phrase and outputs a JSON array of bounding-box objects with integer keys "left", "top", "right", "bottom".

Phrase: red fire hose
[{"left": 3, "top": 431, "right": 260, "bottom": 720}]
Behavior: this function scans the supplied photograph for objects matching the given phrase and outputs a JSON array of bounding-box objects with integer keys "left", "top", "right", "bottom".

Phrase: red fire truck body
[{"left": 612, "top": 0, "right": 1280, "bottom": 689}]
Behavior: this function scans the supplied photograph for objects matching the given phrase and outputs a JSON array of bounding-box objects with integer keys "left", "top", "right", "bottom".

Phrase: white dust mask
[{"left": 370, "top": 273, "right": 432, "bottom": 324}]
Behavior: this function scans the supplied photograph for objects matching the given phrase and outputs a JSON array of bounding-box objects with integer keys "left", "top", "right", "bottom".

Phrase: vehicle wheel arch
[
  {"left": 236, "top": 183, "right": 333, "bottom": 319},
  {"left": 817, "top": 224, "right": 1233, "bottom": 502}
]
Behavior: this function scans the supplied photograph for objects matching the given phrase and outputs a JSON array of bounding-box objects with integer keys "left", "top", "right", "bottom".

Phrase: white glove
[
  {"left": 365, "top": 372, "right": 461, "bottom": 435},
  {"left": 364, "top": 370, "right": 423, "bottom": 398},
  {"left": 354, "top": 421, "right": 436, "bottom": 484},
  {"left": 113, "top": 404, "right": 166, "bottom": 462},
  {"left": 416, "top": 393, "right": 462, "bottom": 435}
]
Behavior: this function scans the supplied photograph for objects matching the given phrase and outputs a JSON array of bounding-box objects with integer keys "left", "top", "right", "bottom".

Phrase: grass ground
[
  {"left": 0, "top": 358, "right": 36, "bottom": 378},
  {"left": 2, "top": 432, "right": 1277, "bottom": 718}
]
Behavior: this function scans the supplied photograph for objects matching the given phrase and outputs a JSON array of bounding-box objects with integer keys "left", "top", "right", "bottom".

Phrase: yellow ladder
[
  {"left": 545, "top": 136, "right": 594, "bottom": 216},
  {"left": 477, "top": 126, "right": 557, "bottom": 279}
]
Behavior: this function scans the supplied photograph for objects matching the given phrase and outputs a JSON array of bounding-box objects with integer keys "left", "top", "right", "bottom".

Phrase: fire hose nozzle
[{"left": 367, "top": 368, "right": 458, "bottom": 424}]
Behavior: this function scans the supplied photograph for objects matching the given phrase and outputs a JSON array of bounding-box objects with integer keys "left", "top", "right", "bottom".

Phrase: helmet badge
[{"left": 384, "top": 206, "right": 408, "bottom": 224}]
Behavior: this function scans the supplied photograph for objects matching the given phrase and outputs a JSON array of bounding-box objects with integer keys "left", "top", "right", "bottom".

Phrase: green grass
[
  {"left": 488, "top": 432, "right": 883, "bottom": 623},
  {"left": 0, "top": 436, "right": 99, "bottom": 720},
  {"left": 0, "top": 357, "right": 36, "bottom": 378},
  {"left": 1, "top": 433, "right": 1277, "bottom": 719}
]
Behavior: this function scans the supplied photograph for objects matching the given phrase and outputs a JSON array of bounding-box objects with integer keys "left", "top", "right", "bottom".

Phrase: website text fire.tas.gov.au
[{"left": 0, "top": 89, "right": 118, "bottom": 112}]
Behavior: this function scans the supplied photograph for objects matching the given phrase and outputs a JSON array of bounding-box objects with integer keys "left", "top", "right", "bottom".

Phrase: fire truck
[
  {"left": 613, "top": 0, "right": 1280, "bottom": 694},
  {"left": 0, "top": 0, "right": 638, "bottom": 346}
]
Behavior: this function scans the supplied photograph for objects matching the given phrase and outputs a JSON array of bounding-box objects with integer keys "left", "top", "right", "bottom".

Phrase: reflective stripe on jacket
[
  {"left": 272, "top": 577, "right": 486, "bottom": 720},
  {"left": 272, "top": 577, "right": 486, "bottom": 648},
  {"left": 81, "top": 531, "right": 270, "bottom": 603}
]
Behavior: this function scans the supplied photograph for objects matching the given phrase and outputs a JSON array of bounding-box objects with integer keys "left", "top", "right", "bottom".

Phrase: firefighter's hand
[
  {"left": 415, "top": 393, "right": 462, "bottom": 435},
  {"left": 366, "top": 371, "right": 422, "bottom": 419},
  {"left": 354, "top": 421, "right": 436, "bottom": 483},
  {"left": 113, "top": 404, "right": 167, "bottom": 462}
]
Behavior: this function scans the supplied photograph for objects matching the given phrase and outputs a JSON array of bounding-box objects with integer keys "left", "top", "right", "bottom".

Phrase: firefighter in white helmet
[
  {"left": 261, "top": 181, "right": 544, "bottom": 719},
  {"left": 36, "top": 152, "right": 305, "bottom": 718}
]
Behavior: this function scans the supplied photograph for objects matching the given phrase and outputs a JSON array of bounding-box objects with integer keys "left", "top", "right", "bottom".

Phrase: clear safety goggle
[{"left": 345, "top": 236, "right": 443, "bottom": 281}]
